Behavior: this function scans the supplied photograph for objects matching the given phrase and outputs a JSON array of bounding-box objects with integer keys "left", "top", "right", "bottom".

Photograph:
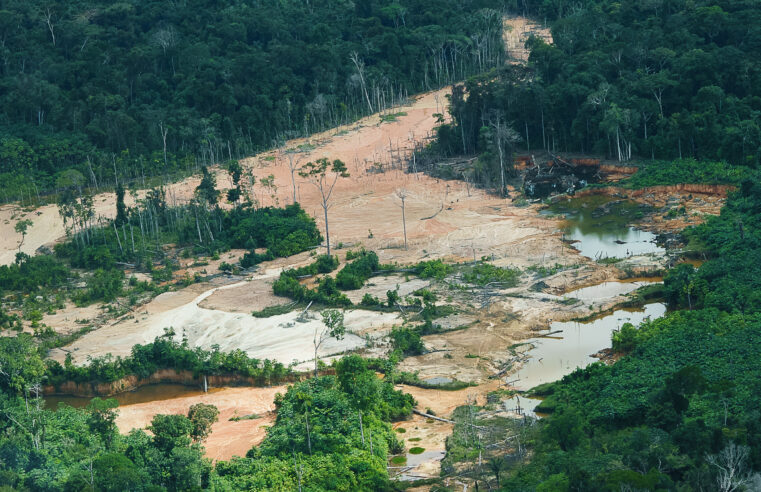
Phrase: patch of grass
[
  {"left": 252, "top": 303, "right": 297, "bottom": 318},
  {"left": 526, "top": 262, "right": 579, "bottom": 278},
  {"left": 409, "top": 447, "right": 426, "bottom": 455},
  {"left": 463, "top": 262, "right": 521, "bottom": 287},
  {"left": 596, "top": 257, "right": 624, "bottom": 265},
  {"left": 229, "top": 413, "right": 261, "bottom": 422},
  {"left": 390, "top": 455, "right": 407, "bottom": 465},
  {"left": 395, "top": 427, "right": 406, "bottom": 433},
  {"left": 380, "top": 112, "right": 407, "bottom": 123},
  {"left": 620, "top": 158, "right": 749, "bottom": 189},
  {"left": 408, "top": 437, "right": 422, "bottom": 442}
]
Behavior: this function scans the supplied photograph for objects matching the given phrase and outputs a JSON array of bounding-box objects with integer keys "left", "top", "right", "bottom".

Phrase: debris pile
[{"left": 521, "top": 155, "right": 601, "bottom": 198}]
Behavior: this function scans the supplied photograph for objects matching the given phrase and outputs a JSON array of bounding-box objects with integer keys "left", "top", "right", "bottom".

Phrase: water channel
[
  {"left": 506, "top": 195, "right": 669, "bottom": 415},
  {"left": 45, "top": 384, "right": 219, "bottom": 409}
]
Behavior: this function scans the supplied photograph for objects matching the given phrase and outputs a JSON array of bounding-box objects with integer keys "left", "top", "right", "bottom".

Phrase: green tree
[
  {"left": 115, "top": 183, "right": 128, "bottom": 227},
  {"left": 187, "top": 403, "right": 219, "bottom": 443},
  {"left": 13, "top": 219, "right": 32, "bottom": 252},
  {"left": 149, "top": 414, "right": 193, "bottom": 454},
  {"left": 92, "top": 452, "right": 148, "bottom": 492},
  {"left": 195, "top": 166, "right": 219, "bottom": 206},
  {"left": 0, "top": 334, "right": 45, "bottom": 394},
  {"left": 87, "top": 398, "right": 119, "bottom": 449},
  {"left": 299, "top": 158, "right": 348, "bottom": 256},
  {"left": 313, "top": 309, "right": 346, "bottom": 377}
]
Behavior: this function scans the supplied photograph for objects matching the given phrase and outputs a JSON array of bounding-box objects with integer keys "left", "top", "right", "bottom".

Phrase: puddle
[
  {"left": 45, "top": 384, "right": 224, "bottom": 409},
  {"left": 505, "top": 302, "right": 666, "bottom": 415},
  {"left": 423, "top": 377, "right": 453, "bottom": 386},
  {"left": 549, "top": 195, "right": 664, "bottom": 259},
  {"left": 564, "top": 279, "right": 658, "bottom": 301},
  {"left": 392, "top": 450, "right": 446, "bottom": 481}
]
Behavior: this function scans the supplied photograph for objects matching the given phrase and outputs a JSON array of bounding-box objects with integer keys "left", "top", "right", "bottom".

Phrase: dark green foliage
[
  {"left": 215, "top": 357, "right": 413, "bottom": 489},
  {"left": 386, "top": 289, "right": 401, "bottom": 307},
  {"left": 272, "top": 252, "right": 380, "bottom": 306},
  {"left": 434, "top": 1, "right": 761, "bottom": 174},
  {"left": 45, "top": 331, "right": 290, "bottom": 386},
  {"left": 414, "top": 259, "right": 452, "bottom": 279},
  {"left": 251, "top": 304, "right": 296, "bottom": 318},
  {"left": 115, "top": 183, "right": 128, "bottom": 227},
  {"left": 272, "top": 255, "right": 351, "bottom": 306},
  {"left": 335, "top": 250, "right": 379, "bottom": 290},
  {"left": 195, "top": 166, "right": 219, "bottom": 206},
  {"left": 389, "top": 326, "right": 425, "bottom": 356},
  {"left": 463, "top": 262, "right": 521, "bottom": 286},
  {"left": 72, "top": 268, "right": 125, "bottom": 306},
  {"left": 56, "top": 199, "right": 321, "bottom": 272},
  {"left": 239, "top": 250, "right": 274, "bottom": 268},
  {"left": 0, "top": 253, "right": 73, "bottom": 294},
  {"left": 0, "top": 0, "right": 503, "bottom": 204},
  {"left": 622, "top": 159, "right": 752, "bottom": 189},
  {"left": 360, "top": 294, "right": 381, "bottom": 307}
]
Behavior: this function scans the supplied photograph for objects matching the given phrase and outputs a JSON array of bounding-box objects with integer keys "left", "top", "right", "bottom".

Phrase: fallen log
[{"left": 412, "top": 409, "right": 487, "bottom": 429}]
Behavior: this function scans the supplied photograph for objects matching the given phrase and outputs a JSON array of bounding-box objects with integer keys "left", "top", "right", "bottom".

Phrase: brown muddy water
[
  {"left": 505, "top": 302, "right": 667, "bottom": 415},
  {"left": 45, "top": 384, "right": 223, "bottom": 409},
  {"left": 564, "top": 279, "right": 660, "bottom": 301},
  {"left": 548, "top": 195, "right": 665, "bottom": 259}
]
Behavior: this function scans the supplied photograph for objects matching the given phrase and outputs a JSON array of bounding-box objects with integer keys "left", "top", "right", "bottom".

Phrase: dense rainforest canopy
[
  {"left": 0, "top": 0, "right": 503, "bottom": 202},
  {"left": 434, "top": 0, "right": 761, "bottom": 174}
]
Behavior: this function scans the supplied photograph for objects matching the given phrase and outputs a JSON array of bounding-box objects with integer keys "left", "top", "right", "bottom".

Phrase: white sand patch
[{"left": 52, "top": 280, "right": 399, "bottom": 366}]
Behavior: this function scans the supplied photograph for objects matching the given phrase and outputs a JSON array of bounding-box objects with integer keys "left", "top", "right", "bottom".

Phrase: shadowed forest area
[
  {"left": 422, "top": 0, "right": 761, "bottom": 195},
  {"left": 0, "top": 0, "right": 504, "bottom": 203}
]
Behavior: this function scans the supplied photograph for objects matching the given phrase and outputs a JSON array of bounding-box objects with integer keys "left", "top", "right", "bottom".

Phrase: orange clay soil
[{"left": 115, "top": 386, "right": 286, "bottom": 462}]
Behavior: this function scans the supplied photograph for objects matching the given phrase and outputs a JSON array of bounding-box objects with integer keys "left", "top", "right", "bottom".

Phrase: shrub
[
  {"left": 239, "top": 250, "right": 274, "bottom": 268},
  {"left": 389, "top": 326, "right": 424, "bottom": 356},
  {"left": 336, "top": 250, "right": 379, "bottom": 290},
  {"left": 361, "top": 294, "right": 381, "bottom": 306},
  {"left": 414, "top": 259, "right": 451, "bottom": 279},
  {"left": 463, "top": 263, "right": 520, "bottom": 286}
]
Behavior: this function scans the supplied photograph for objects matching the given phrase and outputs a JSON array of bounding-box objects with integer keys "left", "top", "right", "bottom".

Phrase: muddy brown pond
[
  {"left": 505, "top": 302, "right": 666, "bottom": 415},
  {"left": 45, "top": 384, "right": 222, "bottom": 409},
  {"left": 548, "top": 195, "right": 664, "bottom": 259}
]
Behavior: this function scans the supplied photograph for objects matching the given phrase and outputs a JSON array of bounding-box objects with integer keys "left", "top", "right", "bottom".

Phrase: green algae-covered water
[{"left": 547, "top": 195, "right": 664, "bottom": 259}]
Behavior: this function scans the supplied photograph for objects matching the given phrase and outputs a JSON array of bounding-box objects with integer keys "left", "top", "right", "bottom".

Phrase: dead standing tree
[
  {"left": 284, "top": 149, "right": 301, "bottom": 204},
  {"left": 299, "top": 158, "right": 349, "bottom": 256},
  {"left": 395, "top": 188, "right": 409, "bottom": 250},
  {"left": 486, "top": 110, "right": 522, "bottom": 198},
  {"left": 350, "top": 51, "right": 373, "bottom": 114}
]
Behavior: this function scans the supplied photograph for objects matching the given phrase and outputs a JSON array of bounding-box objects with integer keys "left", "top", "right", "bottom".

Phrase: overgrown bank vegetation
[
  {"left": 0, "top": 332, "right": 413, "bottom": 490},
  {"left": 485, "top": 181, "right": 761, "bottom": 490}
]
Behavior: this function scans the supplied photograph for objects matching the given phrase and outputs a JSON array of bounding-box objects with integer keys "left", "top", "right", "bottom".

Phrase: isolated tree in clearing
[
  {"left": 187, "top": 403, "right": 219, "bottom": 443},
  {"left": 299, "top": 158, "right": 349, "bottom": 256},
  {"left": 395, "top": 188, "right": 409, "bottom": 250},
  {"left": 14, "top": 219, "right": 32, "bottom": 252},
  {"left": 313, "top": 309, "right": 345, "bottom": 377}
]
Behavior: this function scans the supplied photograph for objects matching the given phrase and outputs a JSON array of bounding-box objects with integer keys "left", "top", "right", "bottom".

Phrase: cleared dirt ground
[{"left": 115, "top": 386, "right": 286, "bottom": 461}]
